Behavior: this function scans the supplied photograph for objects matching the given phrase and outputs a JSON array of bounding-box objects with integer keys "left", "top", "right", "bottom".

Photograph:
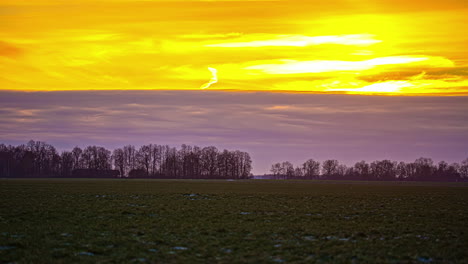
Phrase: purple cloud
[{"left": 1, "top": 91, "right": 467, "bottom": 174}]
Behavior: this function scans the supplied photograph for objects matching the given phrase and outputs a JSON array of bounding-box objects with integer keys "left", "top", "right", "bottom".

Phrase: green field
[{"left": 1, "top": 179, "right": 467, "bottom": 263}]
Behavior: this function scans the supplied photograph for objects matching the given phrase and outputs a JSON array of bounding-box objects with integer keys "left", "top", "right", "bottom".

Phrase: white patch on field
[
  {"left": 417, "top": 257, "right": 434, "bottom": 263},
  {"left": 416, "top": 235, "right": 430, "bottom": 240},
  {"left": 272, "top": 257, "right": 285, "bottom": 263},
  {"left": 320, "top": 236, "right": 353, "bottom": 242},
  {"left": 127, "top": 203, "right": 147, "bottom": 208},
  {"left": 77, "top": 251, "right": 94, "bottom": 256},
  {"left": 0, "top": 246, "right": 16, "bottom": 250},
  {"left": 172, "top": 246, "right": 188, "bottom": 250},
  {"left": 303, "top": 236, "right": 316, "bottom": 241},
  {"left": 305, "top": 213, "right": 322, "bottom": 217}
]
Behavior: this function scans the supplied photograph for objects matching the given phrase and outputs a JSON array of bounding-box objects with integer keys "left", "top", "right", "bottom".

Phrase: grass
[{"left": 0, "top": 179, "right": 467, "bottom": 263}]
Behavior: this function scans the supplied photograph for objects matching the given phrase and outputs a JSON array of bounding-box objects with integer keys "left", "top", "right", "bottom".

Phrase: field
[{"left": 1, "top": 179, "right": 467, "bottom": 263}]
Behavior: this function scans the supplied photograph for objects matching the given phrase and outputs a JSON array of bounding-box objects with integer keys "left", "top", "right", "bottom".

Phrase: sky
[{"left": 1, "top": 0, "right": 468, "bottom": 174}]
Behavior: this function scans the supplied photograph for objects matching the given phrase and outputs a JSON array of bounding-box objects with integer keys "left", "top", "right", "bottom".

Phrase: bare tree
[
  {"left": 370, "top": 160, "right": 397, "bottom": 181},
  {"left": 460, "top": 158, "right": 468, "bottom": 180},
  {"left": 270, "top": 162, "right": 282, "bottom": 178},
  {"left": 60, "top": 151, "right": 74, "bottom": 177},
  {"left": 71, "top": 147, "right": 83, "bottom": 170},
  {"left": 201, "top": 146, "right": 218, "bottom": 178},
  {"left": 354, "top": 161, "right": 370, "bottom": 180},
  {"left": 123, "top": 145, "right": 137, "bottom": 174},
  {"left": 282, "top": 161, "right": 294, "bottom": 179},
  {"left": 414, "top": 157, "right": 434, "bottom": 180},
  {"left": 322, "top": 159, "right": 339, "bottom": 178},
  {"left": 81, "top": 146, "right": 111, "bottom": 170},
  {"left": 112, "top": 148, "right": 125, "bottom": 177},
  {"left": 302, "top": 159, "right": 320, "bottom": 179},
  {"left": 294, "top": 166, "right": 303, "bottom": 178},
  {"left": 136, "top": 145, "right": 152, "bottom": 176}
]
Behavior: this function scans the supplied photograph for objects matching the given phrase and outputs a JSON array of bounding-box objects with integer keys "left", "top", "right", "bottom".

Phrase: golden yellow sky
[{"left": 1, "top": 0, "right": 468, "bottom": 95}]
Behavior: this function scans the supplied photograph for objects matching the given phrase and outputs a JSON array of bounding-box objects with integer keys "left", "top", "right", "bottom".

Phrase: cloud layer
[
  {"left": 1, "top": 91, "right": 467, "bottom": 174},
  {"left": 1, "top": 0, "right": 467, "bottom": 94}
]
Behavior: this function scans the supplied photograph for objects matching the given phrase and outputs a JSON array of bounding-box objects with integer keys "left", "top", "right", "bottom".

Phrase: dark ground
[{"left": 1, "top": 179, "right": 467, "bottom": 263}]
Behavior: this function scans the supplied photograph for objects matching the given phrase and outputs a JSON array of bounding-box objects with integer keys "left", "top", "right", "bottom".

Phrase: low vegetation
[{"left": 1, "top": 179, "right": 467, "bottom": 263}]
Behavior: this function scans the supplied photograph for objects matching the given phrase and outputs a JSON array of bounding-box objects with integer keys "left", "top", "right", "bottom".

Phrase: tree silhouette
[
  {"left": 0, "top": 140, "right": 466, "bottom": 182},
  {"left": 267, "top": 157, "right": 466, "bottom": 182}
]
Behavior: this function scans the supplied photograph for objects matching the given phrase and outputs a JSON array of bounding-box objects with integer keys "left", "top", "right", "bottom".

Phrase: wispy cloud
[
  {"left": 245, "top": 56, "right": 454, "bottom": 74},
  {"left": 200, "top": 67, "right": 218, "bottom": 89},
  {"left": 206, "top": 34, "right": 381, "bottom": 47},
  {"left": 0, "top": 0, "right": 467, "bottom": 95},
  {"left": 0, "top": 41, "right": 22, "bottom": 58},
  {"left": 1, "top": 91, "right": 467, "bottom": 173}
]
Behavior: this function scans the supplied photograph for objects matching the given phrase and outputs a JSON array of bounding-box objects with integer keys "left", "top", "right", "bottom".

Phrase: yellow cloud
[
  {"left": 244, "top": 56, "right": 454, "bottom": 75},
  {"left": 271, "top": 77, "right": 468, "bottom": 95},
  {"left": 206, "top": 34, "right": 381, "bottom": 47},
  {"left": 0, "top": 0, "right": 467, "bottom": 95},
  {"left": 200, "top": 67, "right": 218, "bottom": 89},
  {"left": 329, "top": 81, "right": 414, "bottom": 93}
]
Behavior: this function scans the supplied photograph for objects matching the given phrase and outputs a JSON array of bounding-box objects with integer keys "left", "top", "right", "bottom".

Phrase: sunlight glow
[
  {"left": 1, "top": 0, "right": 467, "bottom": 95},
  {"left": 206, "top": 34, "right": 382, "bottom": 48},
  {"left": 329, "top": 81, "right": 414, "bottom": 93},
  {"left": 244, "top": 56, "right": 452, "bottom": 75}
]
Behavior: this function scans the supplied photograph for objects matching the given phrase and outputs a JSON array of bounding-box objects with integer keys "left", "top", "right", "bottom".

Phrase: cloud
[
  {"left": 200, "top": 67, "right": 218, "bottom": 89},
  {"left": 179, "top": 32, "right": 243, "bottom": 39},
  {"left": 245, "top": 56, "right": 454, "bottom": 75},
  {"left": 1, "top": 91, "right": 467, "bottom": 174},
  {"left": 1, "top": 0, "right": 467, "bottom": 95},
  {"left": 0, "top": 41, "right": 22, "bottom": 58},
  {"left": 206, "top": 34, "right": 381, "bottom": 47}
]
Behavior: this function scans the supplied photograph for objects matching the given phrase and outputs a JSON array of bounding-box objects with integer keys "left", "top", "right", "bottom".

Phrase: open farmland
[{"left": 1, "top": 179, "right": 467, "bottom": 263}]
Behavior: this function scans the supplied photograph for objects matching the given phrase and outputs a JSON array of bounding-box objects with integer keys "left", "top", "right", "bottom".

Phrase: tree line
[
  {"left": 269, "top": 158, "right": 468, "bottom": 181},
  {"left": 0, "top": 141, "right": 252, "bottom": 179}
]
